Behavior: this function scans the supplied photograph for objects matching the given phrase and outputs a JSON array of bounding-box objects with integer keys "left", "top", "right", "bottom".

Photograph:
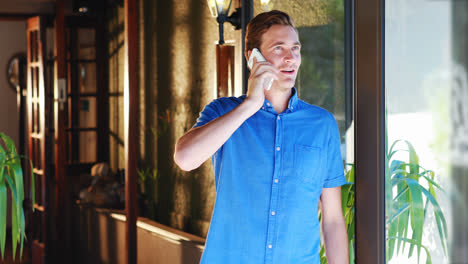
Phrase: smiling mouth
[{"left": 280, "top": 69, "right": 295, "bottom": 75}]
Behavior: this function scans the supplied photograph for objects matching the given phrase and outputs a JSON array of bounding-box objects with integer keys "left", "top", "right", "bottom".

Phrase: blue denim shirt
[{"left": 195, "top": 88, "right": 346, "bottom": 264}]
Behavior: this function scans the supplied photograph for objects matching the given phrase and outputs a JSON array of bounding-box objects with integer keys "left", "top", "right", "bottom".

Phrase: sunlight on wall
[{"left": 108, "top": 5, "right": 126, "bottom": 171}]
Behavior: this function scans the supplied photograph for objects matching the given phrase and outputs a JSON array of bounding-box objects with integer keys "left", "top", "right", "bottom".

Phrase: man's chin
[{"left": 278, "top": 79, "right": 297, "bottom": 89}]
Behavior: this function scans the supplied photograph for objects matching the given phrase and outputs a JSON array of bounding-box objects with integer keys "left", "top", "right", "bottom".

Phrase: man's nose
[{"left": 284, "top": 50, "right": 297, "bottom": 63}]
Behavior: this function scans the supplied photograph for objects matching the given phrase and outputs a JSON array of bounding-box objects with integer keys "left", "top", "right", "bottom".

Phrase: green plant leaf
[
  {"left": 0, "top": 150, "right": 5, "bottom": 183},
  {"left": 0, "top": 133, "right": 17, "bottom": 155},
  {"left": 388, "top": 203, "right": 410, "bottom": 224},
  {"left": 4, "top": 172, "right": 18, "bottom": 206},
  {"left": 388, "top": 139, "right": 403, "bottom": 157},
  {"left": 404, "top": 140, "right": 420, "bottom": 177},
  {"left": 396, "top": 203, "right": 410, "bottom": 255},
  {"left": 406, "top": 179, "right": 424, "bottom": 261},
  {"left": 0, "top": 181, "right": 6, "bottom": 260},
  {"left": 349, "top": 238, "right": 355, "bottom": 264},
  {"left": 19, "top": 210, "right": 25, "bottom": 259},
  {"left": 389, "top": 159, "right": 405, "bottom": 173},
  {"left": 347, "top": 209, "right": 355, "bottom": 241},
  {"left": 10, "top": 161, "right": 24, "bottom": 219},
  {"left": 0, "top": 165, "right": 4, "bottom": 189},
  {"left": 393, "top": 186, "right": 409, "bottom": 201},
  {"left": 341, "top": 184, "right": 352, "bottom": 211},
  {"left": 0, "top": 133, "right": 31, "bottom": 260},
  {"left": 420, "top": 187, "right": 448, "bottom": 256},
  {"left": 11, "top": 198, "right": 18, "bottom": 260},
  {"left": 387, "top": 236, "right": 432, "bottom": 264},
  {"left": 420, "top": 173, "right": 445, "bottom": 193},
  {"left": 395, "top": 179, "right": 409, "bottom": 255},
  {"left": 345, "top": 164, "right": 354, "bottom": 183},
  {"left": 388, "top": 214, "right": 398, "bottom": 259}
]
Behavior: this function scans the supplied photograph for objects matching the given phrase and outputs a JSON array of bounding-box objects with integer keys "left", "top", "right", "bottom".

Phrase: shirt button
[
  {"left": 262, "top": 107, "right": 265, "bottom": 110},
  {"left": 276, "top": 147, "right": 280, "bottom": 151},
  {"left": 277, "top": 116, "right": 280, "bottom": 120},
  {"left": 274, "top": 179, "right": 278, "bottom": 183},
  {"left": 271, "top": 211, "right": 276, "bottom": 216},
  {"left": 267, "top": 102, "right": 271, "bottom": 106},
  {"left": 268, "top": 244, "right": 272, "bottom": 249}
]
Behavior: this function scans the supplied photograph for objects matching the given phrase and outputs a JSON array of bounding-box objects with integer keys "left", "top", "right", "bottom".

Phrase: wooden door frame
[
  {"left": 26, "top": 15, "right": 51, "bottom": 264},
  {"left": 354, "top": 0, "right": 386, "bottom": 263}
]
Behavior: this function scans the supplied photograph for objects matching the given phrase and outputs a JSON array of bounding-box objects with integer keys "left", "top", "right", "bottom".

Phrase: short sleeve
[
  {"left": 323, "top": 114, "right": 347, "bottom": 188},
  {"left": 193, "top": 100, "right": 222, "bottom": 128}
]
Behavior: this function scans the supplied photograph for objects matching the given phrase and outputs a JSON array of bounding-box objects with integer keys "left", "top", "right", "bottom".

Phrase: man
[{"left": 174, "top": 10, "right": 349, "bottom": 264}]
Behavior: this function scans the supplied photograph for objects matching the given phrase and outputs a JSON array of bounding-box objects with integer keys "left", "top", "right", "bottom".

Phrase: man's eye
[
  {"left": 274, "top": 46, "right": 282, "bottom": 50},
  {"left": 292, "top": 46, "right": 300, "bottom": 51}
]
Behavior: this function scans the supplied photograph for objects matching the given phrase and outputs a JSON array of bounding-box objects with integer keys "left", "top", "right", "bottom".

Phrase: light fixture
[
  {"left": 260, "top": 0, "right": 271, "bottom": 11},
  {"left": 207, "top": 0, "right": 241, "bottom": 44}
]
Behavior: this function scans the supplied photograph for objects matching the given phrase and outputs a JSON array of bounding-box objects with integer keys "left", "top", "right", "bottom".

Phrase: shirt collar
[{"left": 262, "top": 87, "right": 299, "bottom": 114}]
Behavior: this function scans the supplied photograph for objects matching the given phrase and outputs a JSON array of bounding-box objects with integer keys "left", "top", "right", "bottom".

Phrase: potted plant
[
  {"left": 319, "top": 139, "right": 447, "bottom": 264},
  {"left": 0, "top": 132, "right": 34, "bottom": 260},
  {"left": 385, "top": 139, "right": 448, "bottom": 263}
]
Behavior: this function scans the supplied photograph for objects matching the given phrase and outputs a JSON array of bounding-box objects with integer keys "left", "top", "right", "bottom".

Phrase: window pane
[
  {"left": 79, "top": 97, "right": 97, "bottom": 128},
  {"left": 79, "top": 131, "right": 97, "bottom": 163},
  {"left": 78, "top": 28, "right": 96, "bottom": 60},
  {"left": 385, "top": 1, "right": 468, "bottom": 263}
]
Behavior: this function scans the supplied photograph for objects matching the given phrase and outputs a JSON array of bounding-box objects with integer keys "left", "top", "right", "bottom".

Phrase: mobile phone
[{"left": 248, "top": 48, "right": 273, "bottom": 91}]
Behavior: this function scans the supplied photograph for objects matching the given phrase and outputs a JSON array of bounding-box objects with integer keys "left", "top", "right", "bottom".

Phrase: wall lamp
[{"left": 207, "top": 0, "right": 242, "bottom": 44}]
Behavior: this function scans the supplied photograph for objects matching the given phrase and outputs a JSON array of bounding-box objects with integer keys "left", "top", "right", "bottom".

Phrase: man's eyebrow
[{"left": 268, "top": 41, "right": 302, "bottom": 47}]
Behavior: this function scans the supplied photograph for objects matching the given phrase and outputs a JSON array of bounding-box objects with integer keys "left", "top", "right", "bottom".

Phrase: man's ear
[{"left": 246, "top": 50, "right": 252, "bottom": 61}]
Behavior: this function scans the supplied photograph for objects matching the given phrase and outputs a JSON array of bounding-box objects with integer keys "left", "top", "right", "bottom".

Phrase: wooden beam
[
  {"left": 124, "top": 0, "right": 139, "bottom": 263},
  {"left": 53, "top": 0, "right": 69, "bottom": 261},
  {"left": 0, "top": 13, "right": 36, "bottom": 20}
]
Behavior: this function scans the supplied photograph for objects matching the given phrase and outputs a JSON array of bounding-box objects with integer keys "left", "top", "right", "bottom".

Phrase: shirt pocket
[{"left": 294, "top": 144, "right": 324, "bottom": 185}]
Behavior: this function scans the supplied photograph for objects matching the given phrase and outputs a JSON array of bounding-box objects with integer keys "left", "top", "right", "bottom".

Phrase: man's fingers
[
  {"left": 258, "top": 70, "right": 279, "bottom": 81},
  {"left": 251, "top": 62, "right": 280, "bottom": 76}
]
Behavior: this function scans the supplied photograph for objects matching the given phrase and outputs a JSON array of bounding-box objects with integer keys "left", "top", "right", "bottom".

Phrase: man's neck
[{"left": 265, "top": 87, "right": 293, "bottom": 114}]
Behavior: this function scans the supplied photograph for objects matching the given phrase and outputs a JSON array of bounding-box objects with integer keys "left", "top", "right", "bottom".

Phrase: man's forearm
[
  {"left": 174, "top": 99, "right": 259, "bottom": 171},
  {"left": 322, "top": 219, "right": 349, "bottom": 264}
]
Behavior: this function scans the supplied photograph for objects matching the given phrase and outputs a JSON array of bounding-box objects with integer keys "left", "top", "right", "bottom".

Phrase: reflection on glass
[
  {"left": 385, "top": 1, "right": 468, "bottom": 263},
  {"left": 79, "top": 63, "right": 97, "bottom": 93},
  {"left": 253, "top": 1, "right": 354, "bottom": 263}
]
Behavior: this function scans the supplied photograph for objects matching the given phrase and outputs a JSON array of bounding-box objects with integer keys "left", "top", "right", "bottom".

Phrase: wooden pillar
[
  {"left": 241, "top": 0, "right": 253, "bottom": 94},
  {"left": 216, "top": 44, "right": 235, "bottom": 98},
  {"left": 124, "top": 0, "right": 139, "bottom": 263},
  {"left": 54, "top": 0, "right": 69, "bottom": 261},
  {"left": 355, "top": 0, "right": 385, "bottom": 263}
]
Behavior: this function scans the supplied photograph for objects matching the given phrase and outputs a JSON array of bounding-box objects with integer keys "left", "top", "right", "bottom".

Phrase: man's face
[{"left": 259, "top": 25, "right": 301, "bottom": 91}]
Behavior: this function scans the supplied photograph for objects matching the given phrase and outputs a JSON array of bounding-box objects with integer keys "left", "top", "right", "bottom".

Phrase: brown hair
[{"left": 244, "top": 10, "right": 296, "bottom": 59}]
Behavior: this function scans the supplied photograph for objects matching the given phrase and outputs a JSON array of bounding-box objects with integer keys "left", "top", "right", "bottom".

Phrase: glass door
[{"left": 385, "top": 1, "right": 468, "bottom": 263}]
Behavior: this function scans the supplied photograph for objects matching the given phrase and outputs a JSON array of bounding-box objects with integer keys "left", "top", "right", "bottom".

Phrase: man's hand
[{"left": 245, "top": 57, "right": 279, "bottom": 111}]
